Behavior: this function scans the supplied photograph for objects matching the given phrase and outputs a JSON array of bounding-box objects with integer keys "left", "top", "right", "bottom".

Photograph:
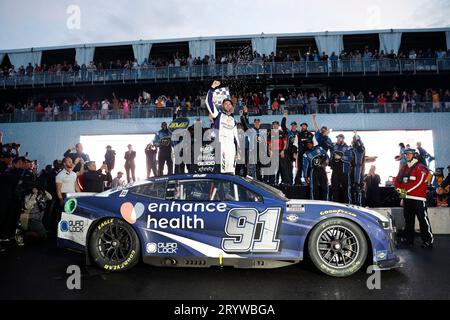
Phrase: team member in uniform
[
  {"left": 155, "top": 122, "right": 173, "bottom": 176},
  {"left": 351, "top": 134, "right": 366, "bottom": 206},
  {"left": 311, "top": 114, "right": 333, "bottom": 154},
  {"left": 240, "top": 111, "right": 264, "bottom": 181},
  {"left": 303, "top": 140, "right": 329, "bottom": 200},
  {"left": 205, "top": 80, "right": 240, "bottom": 174},
  {"left": 267, "top": 120, "right": 288, "bottom": 184},
  {"left": 297, "top": 121, "right": 314, "bottom": 184},
  {"left": 394, "top": 148, "right": 434, "bottom": 248},
  {"left": 330, "top": 134, "right": 353, "bottom": 204},
  {"left": 281, "top": 112, "right": 301, "bottom": 185}
]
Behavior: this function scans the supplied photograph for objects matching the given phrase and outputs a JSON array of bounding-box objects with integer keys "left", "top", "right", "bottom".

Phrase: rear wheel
[
  {"left": 307, "top": 218, "right": 368, "bottom": 277},
  {"left": 89, "top": 218, "right": 140, "bottom": 271}
]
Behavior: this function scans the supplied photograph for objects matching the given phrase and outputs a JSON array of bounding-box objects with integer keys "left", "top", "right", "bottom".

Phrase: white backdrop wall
[{"left": 1, "top": 113, "right": 449, "bottom": 173}]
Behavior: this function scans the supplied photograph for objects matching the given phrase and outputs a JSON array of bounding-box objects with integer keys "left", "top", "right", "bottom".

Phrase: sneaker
[
  {"left": 421, "top": 242, "right": 433, "bottom": 249},
  {"left": 15, "top": 229, "right": 25, "bottom": 247}
]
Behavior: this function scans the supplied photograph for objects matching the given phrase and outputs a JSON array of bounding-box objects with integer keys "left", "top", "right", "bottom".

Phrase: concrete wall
[
  {"left": 374, "top": 207, "right": 450, "bottom": 235},
  {"left": 1, "top": 112, "right": 449, "bottom": 170}
]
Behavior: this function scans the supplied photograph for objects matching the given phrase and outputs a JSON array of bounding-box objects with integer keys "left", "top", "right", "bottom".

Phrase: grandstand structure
[{"left": 0, "top": 27, "right": 449, "bottom": 105}]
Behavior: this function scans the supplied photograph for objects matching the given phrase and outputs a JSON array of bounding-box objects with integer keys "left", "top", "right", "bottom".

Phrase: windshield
[{"left": 242, "top": 176, "right": 288, "bottom": 201}]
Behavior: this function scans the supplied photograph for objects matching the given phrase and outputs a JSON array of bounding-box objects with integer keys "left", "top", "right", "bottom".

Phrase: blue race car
[{"left": 58, "top": 174, "right": 400, "bottom": 277}]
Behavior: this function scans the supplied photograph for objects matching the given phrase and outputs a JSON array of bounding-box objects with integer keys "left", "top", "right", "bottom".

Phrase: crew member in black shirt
[{"left": 83, "top": 161, "right": 108, "bottom": 193}]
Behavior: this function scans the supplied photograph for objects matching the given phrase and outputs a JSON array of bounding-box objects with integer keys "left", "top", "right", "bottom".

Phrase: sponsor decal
[
  {"left": 121, "top": 201, "right": 228, "bottom": 230},
  {"left": 57, "top": 212, "right": 93, "bottom": 246},
  {"left": 120, "top": 202, "right": 145, "bottom": 224},
  {"left": 146, "top": 243, "right": 157, "bottom": 253},
  {"left": 146, "top": 242, "right": 178, "bottom": 254},
  {"left": 60, "top": 220, "right": 85, "bottom": 233},
  {"left": 286, "top": 214, "right": 299, "bottom": 222},
  {"left": 376, "top": 250, "right": 388, "bottom": 261},
  {"left": 119, "top": 190, "right": 128, "bottom": 197},
  {"left": 169, "top": 117, "right": 190, "bottom": 132},
  {"left": 320, "top": 209, "right": 357, "bottom": 217}
]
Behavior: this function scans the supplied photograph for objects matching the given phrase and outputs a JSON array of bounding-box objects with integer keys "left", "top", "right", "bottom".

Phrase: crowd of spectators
[
  {"left": 1, "top": 87, "right": 450, "bottom": 121},
  {"left": 2, "top": 46, "right": 450, "bottom": 79}
]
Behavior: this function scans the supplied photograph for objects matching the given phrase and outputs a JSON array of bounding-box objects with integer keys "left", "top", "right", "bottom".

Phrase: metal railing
[
  {"left": 2, "top": 58, "right": 450, "bottom": 88},
  {"left": 1, "top": 102, "right": 449, "bottom": 123}
]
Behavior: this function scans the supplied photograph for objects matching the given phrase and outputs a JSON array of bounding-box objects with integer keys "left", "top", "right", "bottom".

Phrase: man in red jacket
[{"left": 394, "top": 148, "right": 433, "bottom": 248}]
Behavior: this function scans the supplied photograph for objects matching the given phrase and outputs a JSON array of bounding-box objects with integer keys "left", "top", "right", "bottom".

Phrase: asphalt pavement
[{"left": 0, "top": 236, "right": 449, "bottom": 300}]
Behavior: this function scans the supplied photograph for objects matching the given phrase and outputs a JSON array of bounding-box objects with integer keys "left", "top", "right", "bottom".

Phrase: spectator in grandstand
[
  {"left": 443, "top": 90, "right": 450, "bottom": 111},
  {"left": 124, "top": 144, "right": 136, "bottom": 183},
  {"left": 101, "top": 98, "right": 110, "bottom": 120}
]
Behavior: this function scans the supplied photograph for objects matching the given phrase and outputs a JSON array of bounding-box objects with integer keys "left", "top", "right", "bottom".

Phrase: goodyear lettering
[
  {"left": 103, "top": 250, "right": 136, "bottom": 270},
  {"left": 320, "top": 209, "right": 356, "bottom": 217}
]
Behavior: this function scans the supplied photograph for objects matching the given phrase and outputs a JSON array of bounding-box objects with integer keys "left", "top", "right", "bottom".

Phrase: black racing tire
[
  {"left": 307, "top": 218, "right": 368, "bottom": 277},
  {"left": 89, "top": 218, "right": 140, "bottom": 272}
]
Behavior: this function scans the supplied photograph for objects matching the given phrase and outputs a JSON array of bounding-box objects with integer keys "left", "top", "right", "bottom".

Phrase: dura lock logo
[{"left": 120, "top": 202, "right": 145, "bottom": 224}]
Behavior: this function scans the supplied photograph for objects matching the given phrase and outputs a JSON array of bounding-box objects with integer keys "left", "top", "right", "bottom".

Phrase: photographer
[
  {"left": 17, "top": 186, "right": 52, "bottom": 244},
  {"left": 83, "top": 161, "right": 108, "bottom": 193},
  {"left": 1, "top": 131, "right": 21, "bottom": 159},
  {"left": 145, "top": 142, "right": 158, "bottom": 178}
]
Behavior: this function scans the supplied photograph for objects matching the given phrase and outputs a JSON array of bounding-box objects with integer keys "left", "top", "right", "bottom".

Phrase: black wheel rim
[
  {"left": 96, "top": 223, "right": 133, "bottom": 263},
  {"left": 316, "top": 225, "right": 360, "bottom": 269}
]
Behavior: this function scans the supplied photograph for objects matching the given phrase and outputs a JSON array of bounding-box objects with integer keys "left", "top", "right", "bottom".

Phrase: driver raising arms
[{"left": 206, "top": 80, "right": 240, "bottom": 174}]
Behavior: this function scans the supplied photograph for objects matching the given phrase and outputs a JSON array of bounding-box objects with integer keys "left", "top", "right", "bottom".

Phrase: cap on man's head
[
  {"left": 434, "top": 168, "right": 444, "bottom": 176},
  {"left": 291, "top": 121, "right": 297, "bottom": 126},
  {"left": 306, "top": 139, "right": 314, "bottom": 144},
  {"left": 321, "top": 126, "right": 328, "bottom": 131},
  {"left": 336, "top": 134, "right": 345, "bottom": 139},
  {"left": 272, "top": 120, "right": 279, "bottom": 125},
  {"left": 404, "top": 148, "right": 416, "bottom": 154},
  {"left": 254, "top": 118, "right": 261, "bottom": 123},
  {"left": 300, "top": 122, "right": 308, "bottom": 127}
]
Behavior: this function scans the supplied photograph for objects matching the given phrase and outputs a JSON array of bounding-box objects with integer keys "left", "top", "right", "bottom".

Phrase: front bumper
[{"left": 374, "top": 256, "right": 403, "bottom": 270}]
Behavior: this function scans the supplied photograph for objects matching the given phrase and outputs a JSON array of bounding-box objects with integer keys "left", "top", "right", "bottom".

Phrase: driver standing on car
[{"left": 205, "top": 80, "right": 240, "bottom": 174}]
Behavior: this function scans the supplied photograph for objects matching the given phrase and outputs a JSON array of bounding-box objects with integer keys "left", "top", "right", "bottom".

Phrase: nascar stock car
[{"left": 58, "top": 174, "right": 400, "bottom": 277}]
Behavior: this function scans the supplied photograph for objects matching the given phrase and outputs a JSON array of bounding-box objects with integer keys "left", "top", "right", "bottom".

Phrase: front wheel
[
  {"left": 307, "top": 218, "right": 368, "bottom": 277},
  {"left": 89, "top": 218, "right": 140, "bottom": 271}
]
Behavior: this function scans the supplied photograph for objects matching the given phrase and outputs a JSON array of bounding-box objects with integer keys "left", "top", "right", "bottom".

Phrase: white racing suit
[{"left": 206, "top": 88, "right": 239, "bottom": 174}]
